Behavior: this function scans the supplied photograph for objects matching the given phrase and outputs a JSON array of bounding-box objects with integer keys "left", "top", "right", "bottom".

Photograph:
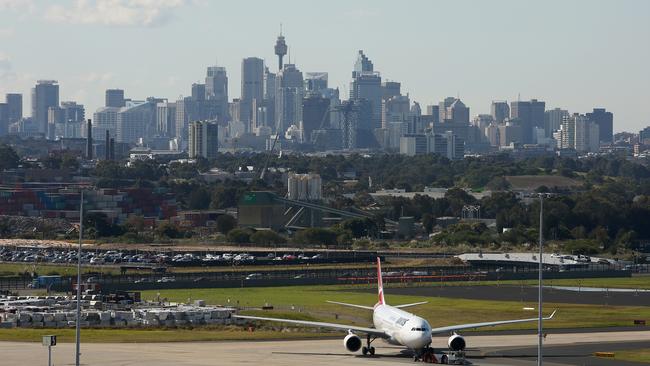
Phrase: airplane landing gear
[
  {"left": 414, "top": 347, "right": 437, "bottom": 363},
  {"left": 362, "top": 334, "right": 376, "bottom": 356}
]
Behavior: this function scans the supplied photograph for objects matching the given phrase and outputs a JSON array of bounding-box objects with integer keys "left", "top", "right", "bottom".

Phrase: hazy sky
[{"left": 0, "top": 0, "right": 648, "bottom": 132}]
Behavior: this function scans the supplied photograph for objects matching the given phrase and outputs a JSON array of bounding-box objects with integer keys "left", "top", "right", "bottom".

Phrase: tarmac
[{"left": 1, "top": 330, "right": 649, "bottom": 365}]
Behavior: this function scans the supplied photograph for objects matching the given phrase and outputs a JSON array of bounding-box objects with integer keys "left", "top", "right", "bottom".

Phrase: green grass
[
  {"left": 613, "top": 348, "right": 650, "bottom": 363},
  {"left": 141, "top": 284, "right": 650, "bottom": 331},
  {"left": 3, "top": 282, "right": 649, "bottom": 343},
  {"left": 0, "top": 262, "right": 120, "bottom": 277}
]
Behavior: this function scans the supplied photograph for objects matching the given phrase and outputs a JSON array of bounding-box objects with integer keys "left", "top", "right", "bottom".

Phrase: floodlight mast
[{"left": 75, "top": 190, "right": 84, "bottom": 366}]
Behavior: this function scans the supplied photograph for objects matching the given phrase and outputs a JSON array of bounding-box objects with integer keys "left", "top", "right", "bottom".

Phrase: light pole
[
  {"left": 75, "top": 190, "right": 84, "bottom": 366},
  {"left": 537, "top": 193, "right": 546, "bottom": 366}
]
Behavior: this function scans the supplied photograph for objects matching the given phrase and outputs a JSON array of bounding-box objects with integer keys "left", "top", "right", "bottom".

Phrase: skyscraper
[
  {"left": 0, "top": 103, "right": 7, "bottom": 136},
  {"left": 586, "top": 108, "right": 613, "bottom": 143},
  {"left": 304, "top": 72, "right": 328, "bottom": 93},
  {"left": 48, "top": 101, "right": 85, "bottom": 139},
  {"left": 188, "top": 120, "right": 219, "bottom": 159},
  {"left": 105, "top": 89, "right": 125, "bottom": 108},
  {"left": 31, "top": 80, "right": 59, "bottom": 136},
  {"left": 275, "top": 63, "right": 304, "bottom": 133},
  {"left": 156, "top": 101, "right": 176, "bottom": 137},
  {"left": 301, "top": 93, "right": 330, "bottom": 142},
  {"left": 490, "top": 101, "right": 510, "bottom": 123},
  {"left": 557, "top": 113, "right": 599, "bottom": 152},
  {"left": 205, "top": 65, "right": 228, "bottom": 122},
  {"left": 6, "top": 93, "right": 22, "bottom": 124},
  {"left": 439, "top": 97, "right": 469, "bottom": 124},
  {"left": 93, "top": 107, "right": 120, "bottom": 140},
  {"left": 511, "top": 99, "right": 545, "bottom": 143},
  {"left": 544, "top": 108, "right": 569, "bottom": 137},
  {"left": 241, "top": 57, "right": 264, "bottom": 124},
  {"left": 350, "top": 51, "right": 382, "bottom": 131},
  {"left": 116, "top": 100, "right": 155, "bottom": 144}
]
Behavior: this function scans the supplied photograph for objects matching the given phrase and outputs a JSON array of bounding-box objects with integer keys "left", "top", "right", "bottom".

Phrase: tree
[
  {"left": 0, "top": 144, "right": 20, "bottom": 170},
  {"left": 123, "top": 215, "right": 145, "bottom": 233},
  {"left": 250, "top": 230, "right": 286, "bottom": 245},
  {"left": 84, "top": 212, "right": 123, "bottom": 238},
  {"left": 155, "top": 222, "right": 180, "bottom": 239},
  {"left": 422, "top": 213, "right": 435, "bottom": 234},
  {"left": 293, "top": 228, "right": 339, "bottom": 247},
  {"left": 188, "top": 188, "right": 211, "bottom": 209},
  {"left": 340, "top": 218, "right": 377, "bottom": 238},
  {"left": 216, "top": 215, "right": 237, "bottom": 234},
  {"left": 227, "top": 228, "right": 251, "bottom": 243}
]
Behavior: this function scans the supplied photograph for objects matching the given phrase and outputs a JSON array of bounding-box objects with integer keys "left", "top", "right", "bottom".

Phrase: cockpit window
[{"left": 411, "top": 327, "right": 427, "bottom": 331}]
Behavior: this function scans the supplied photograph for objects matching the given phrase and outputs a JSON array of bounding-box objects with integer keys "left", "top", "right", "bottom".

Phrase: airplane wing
[
  {"left": 326, "top": 300, "right": 374, "bottom": 310},
  {"left": 233, "top": 314, "right": 389, "bottom": 338},
  {"left": 394, "top": 301, "right": 428, "bottom": 309},
  {"left": 429, "top": 310, "right": 557, "bottom": 334}
]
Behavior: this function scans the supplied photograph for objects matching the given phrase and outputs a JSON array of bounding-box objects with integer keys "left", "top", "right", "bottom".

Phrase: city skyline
[{"left": 0, "top": 0, "right": 648, "bottom": 132}]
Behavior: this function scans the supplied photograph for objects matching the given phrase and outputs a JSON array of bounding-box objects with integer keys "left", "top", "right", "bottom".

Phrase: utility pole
[
  {"left": 538, "top": 194, "right": 544, "bottom": 366},
  {"left": 75, "top": 190, "right": 84, "bottom": 366}
]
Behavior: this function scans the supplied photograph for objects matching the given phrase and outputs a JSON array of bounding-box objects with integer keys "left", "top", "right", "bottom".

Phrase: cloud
[{"left": 44, "top": 0, "right": 190, "bottom": 27}]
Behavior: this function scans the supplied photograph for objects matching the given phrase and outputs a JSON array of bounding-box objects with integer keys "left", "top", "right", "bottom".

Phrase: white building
[{"left": 188, "top": 120, "right": 219, "bottom": 159}]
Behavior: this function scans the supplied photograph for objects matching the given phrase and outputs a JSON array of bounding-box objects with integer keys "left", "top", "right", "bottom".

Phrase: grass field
[
  {"left": 613, "top": 348, "right": 650, "bottom": 363},
  {"left": 140, "top": 284, "right": 650, "bottom": 331},
  {"left": 3, "top": 280, "right": 649, "bottom": 343}
]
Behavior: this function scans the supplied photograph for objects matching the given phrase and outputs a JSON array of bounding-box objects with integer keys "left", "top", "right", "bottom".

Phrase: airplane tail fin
[{"left": 376, "top": 257, "right": 385, "bottom": 305}]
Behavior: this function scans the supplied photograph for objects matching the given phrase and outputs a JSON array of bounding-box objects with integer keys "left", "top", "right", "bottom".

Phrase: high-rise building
[
  {"left": 510, "top": 99, "right": 545, "bottom": 143},
  {"left": 6, "top": 93, "right": 22, "bottom": 124},
  {"left": 205, "top": 65, "right": 228, "bottom": 122},
  {"left": 241, "top": 57, "right": 264, "bottom": 124},
  {"left": 304, "top": 72, "right": 328, "bottom": 93},
  {"left": 0, "top": 103, "right": 7, "bottom": 136},
  {"left": 301, "top": 93, "right": 330, "bottom": 142},
  {"left": 93, "top": 107, "right": 120, "bottom": 140},
  {"left": 586, "top": 108, "right": 613, "bottom": 143},
  {"left": 188, "top": 120, "right": 219, "bottom": 159},
  {"left": 350, "top": 51, "right": 382, "bottom": 131},
  {"left": 156, "top": 101, "right": 176, "bottom": 137},
  {"left": 48, "top": 101, "right": 85, "bottom": 139},
  {"left": 116, "top": 100, "right": 155, "bottom": 144},
  {"left": 191, "top": 83, "right": 206, "bottom": 102},
  {"left": 639, "top": 126, "right": 650, "bottom": 144},
  {"left": 275, "top": 63, "right": 304, "bottom": 133},
  {"left": 105, "top": 89, "right": 125, "bottom": 108},
  {"left": 498, "top": 123, "right": 523, "bottom": 147},
  {"left": 439, "top": 97, "right": 469, "bottom": 124},
  {"left": 491, "top": 101, "right": 510, "bottom": 123},
  {"left": 544, "top": 108, "right": 569, "bottom": 137},
  {"left": 31, "top": 80, "right": 59, "bottom": 136},
  {"left": 557, "top": 113, "right": 599, "bottom": 152},
  {"left": 399, "top": 131, "right": 464, "bottom": 159}
]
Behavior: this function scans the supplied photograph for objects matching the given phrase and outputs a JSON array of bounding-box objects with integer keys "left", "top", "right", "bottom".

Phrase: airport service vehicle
[{"left": 235, "top": 257, "right": 556, "bottom": 363}]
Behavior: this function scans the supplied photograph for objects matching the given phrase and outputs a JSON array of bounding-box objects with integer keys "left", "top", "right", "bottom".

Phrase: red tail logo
[{"left": 377, "top": 257, "right": 385, "bottom": 305}]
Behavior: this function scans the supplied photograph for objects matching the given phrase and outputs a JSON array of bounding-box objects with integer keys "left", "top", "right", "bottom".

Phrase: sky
[{"left": 0, "top": 0, "right": 648, "bottom": 132}]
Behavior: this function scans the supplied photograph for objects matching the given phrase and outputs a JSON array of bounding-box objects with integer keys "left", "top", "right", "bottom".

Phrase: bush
[
  {"left": 216, "top": 215, "right": 237, "bottom": 234},
  {"left": 227, "top": 228, "right": 251, "bottom": 243},
  {"left": 293, "top": 228, "right": 339, "bottom": 247},
  {"left": 250, "top": 230, "right": 286, "bottom": 246}
]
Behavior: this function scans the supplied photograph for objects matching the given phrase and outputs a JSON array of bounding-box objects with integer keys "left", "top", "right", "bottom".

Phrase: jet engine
[
  {"left": 448, "top": 334, "right": 466, "bottom": 351},
  {"left": 343, "top": 333, "right": 362, "bottom": 352}
]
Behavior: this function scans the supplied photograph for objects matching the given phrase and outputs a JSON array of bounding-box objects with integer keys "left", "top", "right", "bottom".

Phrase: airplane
[{"left": 234, "top": 257, "right": 556, "bottom": 362}]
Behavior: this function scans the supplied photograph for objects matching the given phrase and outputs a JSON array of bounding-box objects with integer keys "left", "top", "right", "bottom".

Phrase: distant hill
[{"left": 505, "top": 175, "right": 581, "bottom": 191}]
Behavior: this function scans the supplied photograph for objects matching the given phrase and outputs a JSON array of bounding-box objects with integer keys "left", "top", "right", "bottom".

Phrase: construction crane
[{"left": 259, "top": 133, "right": 280, "bottom": 180}]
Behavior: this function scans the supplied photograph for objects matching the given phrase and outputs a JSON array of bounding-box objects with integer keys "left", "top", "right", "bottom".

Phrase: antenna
[
  {"left": 280, "top": 23, "right": 283, "bottom": 36},
  {"left": 288, "top": 46, "right": 291, "bottom": 64},
  {"left": 518, "top": 92, "right": 521, "bottom": 101}
]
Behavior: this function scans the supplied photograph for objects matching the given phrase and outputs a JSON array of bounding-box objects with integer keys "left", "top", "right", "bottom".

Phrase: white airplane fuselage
[{"left": 372, "top": 303, "right": 432, "bottom": 350}]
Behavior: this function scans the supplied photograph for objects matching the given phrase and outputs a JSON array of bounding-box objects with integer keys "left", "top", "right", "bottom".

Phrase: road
[{"left": 1, "top": 330, "right": 648, "bottom": 365}]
